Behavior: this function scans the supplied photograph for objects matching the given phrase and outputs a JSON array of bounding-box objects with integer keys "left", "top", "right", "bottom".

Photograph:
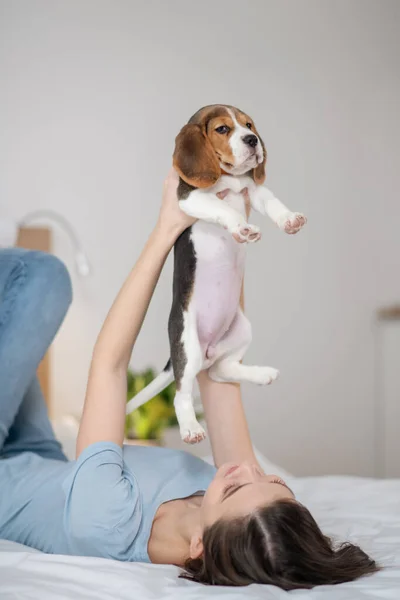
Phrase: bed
[{"left": 1, "top": 462, "right": 400, "bottom": 600}]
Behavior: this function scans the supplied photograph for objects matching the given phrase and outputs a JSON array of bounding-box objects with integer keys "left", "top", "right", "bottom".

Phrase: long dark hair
[{"left": 182, "top": 500, "right": 379, "bottom": 589}]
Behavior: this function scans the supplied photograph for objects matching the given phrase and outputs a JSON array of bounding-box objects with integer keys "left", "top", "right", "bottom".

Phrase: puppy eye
[
  {"left": 215, "top": 125, "right": 230, "bottom": 134},
  {"left": 246, "top": 122, "right": 252, "bottom": 129}
]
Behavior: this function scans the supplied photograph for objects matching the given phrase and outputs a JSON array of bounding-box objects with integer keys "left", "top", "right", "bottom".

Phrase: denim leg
[
  {"left": 3, "top": 378, "right": 68, "bottom": 460},
  {"left": 0, "top": 249, "right": 72, "bottom": 455}
]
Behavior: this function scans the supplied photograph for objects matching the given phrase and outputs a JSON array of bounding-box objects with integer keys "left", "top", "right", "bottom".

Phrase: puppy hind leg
[
  {"left": 169, "top": 306, "right": 205, "bottom": 444},
  {"left": 209, "top": 310, "right": 279, "bottom": 385}
]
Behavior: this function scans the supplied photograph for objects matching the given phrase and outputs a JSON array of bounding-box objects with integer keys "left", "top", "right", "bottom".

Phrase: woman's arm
[
  {"left": 197, "top": 372, "right": 258, "bottom": 468},
  {"left": 76, "top": 170, "right": 194, "bottom": 457}
]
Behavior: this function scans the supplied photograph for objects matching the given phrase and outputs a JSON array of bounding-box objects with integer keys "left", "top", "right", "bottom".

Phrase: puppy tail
[{"left": 125, "top": 360, "right": 174, "bottom": 414}]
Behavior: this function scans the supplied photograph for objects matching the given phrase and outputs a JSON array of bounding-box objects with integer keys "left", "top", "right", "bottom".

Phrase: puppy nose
[{"left": 243, "top": 134, "right": 258, "bottom": 148}]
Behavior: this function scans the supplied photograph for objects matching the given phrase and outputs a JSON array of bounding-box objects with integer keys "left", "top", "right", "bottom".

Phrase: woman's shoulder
[
  {"left": 122, "top": 444, "right": 216, "bottom": 497},
  {"left": 122, "top": 443, "right": 215, "bottom": 472}
]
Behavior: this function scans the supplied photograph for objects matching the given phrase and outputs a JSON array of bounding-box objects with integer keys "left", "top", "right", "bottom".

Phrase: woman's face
[{"left": 201, "top": 461, "right": 295, "bottom": 527}]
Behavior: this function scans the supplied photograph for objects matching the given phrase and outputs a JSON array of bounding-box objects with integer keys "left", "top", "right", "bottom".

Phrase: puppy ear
[
  {"left": 253, "top": 135, "right": 267, "bottom": 185},
  {"left": 173, "top": 123, "right": 220, "bottom": 189}
]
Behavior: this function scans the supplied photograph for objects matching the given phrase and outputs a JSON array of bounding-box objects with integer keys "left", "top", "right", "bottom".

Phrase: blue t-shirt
[{"left": 0, "top": 442, "right": 216, "bottom": 562}]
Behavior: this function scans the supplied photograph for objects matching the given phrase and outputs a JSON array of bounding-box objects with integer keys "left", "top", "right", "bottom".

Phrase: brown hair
[{"left": 182, "top": 500, "right": 379, "bottom": 589}]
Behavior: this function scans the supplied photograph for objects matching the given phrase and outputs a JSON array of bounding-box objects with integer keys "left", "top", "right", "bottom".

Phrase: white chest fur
[{"left": 191, "top": 186, "right": 248, "bottom": 260}]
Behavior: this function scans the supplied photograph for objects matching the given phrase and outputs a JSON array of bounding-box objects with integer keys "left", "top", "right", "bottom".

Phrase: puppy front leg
[
  {"left": 180, "top": 190, "right": 261, "bottom": 243},
  {"left": 250, "top": 186, "right": 307, "bottom": 235}
]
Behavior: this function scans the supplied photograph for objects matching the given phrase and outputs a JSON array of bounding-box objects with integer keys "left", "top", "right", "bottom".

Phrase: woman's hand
[
  {"left": 156, "top": 171, "right": 250, "bottom": 241},
  {"left": 156, "top": 168, "right": 196, "bottom": 238}
]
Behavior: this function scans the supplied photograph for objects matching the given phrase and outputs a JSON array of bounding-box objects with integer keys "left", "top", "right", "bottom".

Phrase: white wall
[{"left": 1, "top": 0, "right": 399, "bottom": 475}]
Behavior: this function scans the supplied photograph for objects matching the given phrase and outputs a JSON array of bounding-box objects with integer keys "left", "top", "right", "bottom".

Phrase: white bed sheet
[{"left": 1, "top": 475, "right": 400, "bottom": 599}]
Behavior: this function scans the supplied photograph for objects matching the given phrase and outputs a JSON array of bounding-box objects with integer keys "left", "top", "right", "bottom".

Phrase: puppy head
[{"left": 173, "top": 105, "right": 266, "bottom": 188}]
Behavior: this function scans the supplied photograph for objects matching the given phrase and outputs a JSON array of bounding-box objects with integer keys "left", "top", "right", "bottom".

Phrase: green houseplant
[{"left": 125, "top": 368, "right": 203, "bottom": 441}]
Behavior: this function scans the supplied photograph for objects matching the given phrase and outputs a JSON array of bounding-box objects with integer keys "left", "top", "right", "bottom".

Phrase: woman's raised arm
[{"left": 76, "top": 170, "right": 194, "bottom": 456}]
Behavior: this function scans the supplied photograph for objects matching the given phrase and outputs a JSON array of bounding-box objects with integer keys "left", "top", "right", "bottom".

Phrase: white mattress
[{"left": 1, "top": 475, "right": 400, "bottom": 599}]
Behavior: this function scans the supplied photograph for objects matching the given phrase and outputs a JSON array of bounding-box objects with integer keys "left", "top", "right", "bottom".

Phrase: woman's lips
[{"left": 225, "top": 465, "right": 239, "bottom": 478}]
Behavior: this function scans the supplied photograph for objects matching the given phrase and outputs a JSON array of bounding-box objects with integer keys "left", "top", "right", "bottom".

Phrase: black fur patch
[
  {"left": 168, "top": 226, "right": 196, "bottom": 390},
  {"left": 177, "top": 177, "right": 196, "bottom": 200}
]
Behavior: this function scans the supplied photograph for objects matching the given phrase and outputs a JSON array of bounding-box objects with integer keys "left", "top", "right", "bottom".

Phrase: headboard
[{"left": 16, "top": 227, "right": 52, "bottom": 411}]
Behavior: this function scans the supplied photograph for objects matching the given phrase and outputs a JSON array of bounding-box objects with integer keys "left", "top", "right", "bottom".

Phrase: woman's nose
[{"left": 240, "top": 462, "right": 263, "bottom": 480}]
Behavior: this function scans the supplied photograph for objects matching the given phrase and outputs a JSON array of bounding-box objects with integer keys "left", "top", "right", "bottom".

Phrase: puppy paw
[
  {"left": 180, "top": 422, "right": 206, "bottom": 445},
  {"left": 231, "top": 223, "right": 261, "bottom": 244},
  {"left": 277, "top": 212, "right": 307, "bottom": 235},
  {"left": 252, "top": 366, "right": 280, "bottom": 385}
]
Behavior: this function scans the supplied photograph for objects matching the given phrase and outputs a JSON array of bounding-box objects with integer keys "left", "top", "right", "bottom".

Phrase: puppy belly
[
  {"left": 191, "top": 220, "right": 246, "bottom": 356},
  {"left": 194, "top": 264, "right": 243, "bottom": 354}
]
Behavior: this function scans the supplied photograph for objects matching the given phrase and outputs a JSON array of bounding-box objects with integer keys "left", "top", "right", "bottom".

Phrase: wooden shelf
[
  {"left": 377, "top": 305, "right": 400, "bottom": 321},
  {"left": 16, "top": 227, "right": 52, "bottom": 409}
]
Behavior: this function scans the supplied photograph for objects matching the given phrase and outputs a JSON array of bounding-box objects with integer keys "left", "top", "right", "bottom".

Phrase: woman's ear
[
  {"left": 253, "top": 135, "right": 267, "bottom": 185},
  {"left": 189, "top": 529, "right": 204, "bottom": 560},
  {"left": 173, "top": 123, "right": 221, "bottom": 189}
]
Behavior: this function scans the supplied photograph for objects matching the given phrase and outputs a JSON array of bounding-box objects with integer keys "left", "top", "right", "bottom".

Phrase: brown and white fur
[{"left": 126, "top": 105, "right": 306, "bottom": 444}]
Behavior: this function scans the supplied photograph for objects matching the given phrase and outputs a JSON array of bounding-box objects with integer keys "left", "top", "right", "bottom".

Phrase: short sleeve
[{"left": 62, "top": 441, "right": 141, "bottom": 559}]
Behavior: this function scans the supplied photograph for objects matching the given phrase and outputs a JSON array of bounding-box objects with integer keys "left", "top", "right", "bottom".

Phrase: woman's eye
[
  {"left": 246, "top": 122, "right": 252, "bottom": 129},
  {"left": 222, "top": 483, "right": 238, "bottom": 497},
  {"left": 216, "top": 125, "right": 230, "bottom": 134},
  {"left": 272, "top": 478, "right": 285, "bottom": 485}
]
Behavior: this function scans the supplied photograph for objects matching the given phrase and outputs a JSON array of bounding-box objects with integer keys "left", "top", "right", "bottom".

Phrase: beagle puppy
[{"left": 126, "top": 104, "right": 306, "bottom": 443}]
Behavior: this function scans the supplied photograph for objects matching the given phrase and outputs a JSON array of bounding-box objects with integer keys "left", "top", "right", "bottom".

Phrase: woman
[{"left": 0, "top": 171, "right": 378, "bottom": 589}]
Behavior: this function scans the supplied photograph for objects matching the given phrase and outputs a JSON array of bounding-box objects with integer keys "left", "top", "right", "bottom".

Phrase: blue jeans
[{"left": 0, "top": 248, "right": 72, "bottom": 460}]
